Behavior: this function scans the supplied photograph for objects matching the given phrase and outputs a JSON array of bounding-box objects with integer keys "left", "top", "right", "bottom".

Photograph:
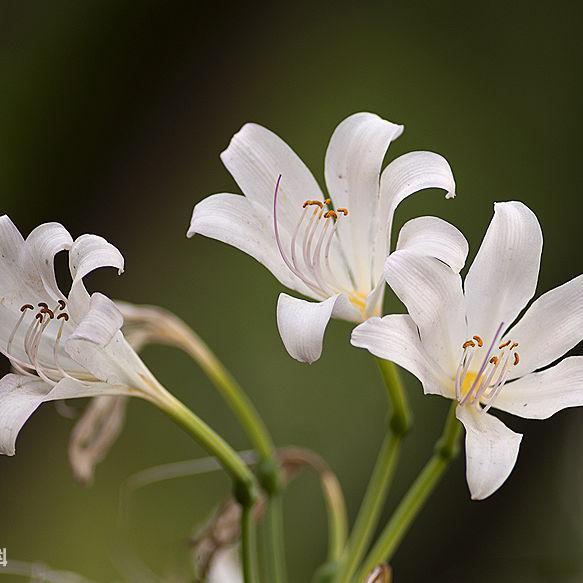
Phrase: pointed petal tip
[
  {"left": 186, "top": 207, "right": 198, "bottom": 238},
  {"left": 342, "top": 111, "right": 405, "bottom": 133},
  {"left": 219, "top": 122, "right": 262, "bottom": 160},
  {"left": 493, "top": 200, "right": 535, "bottom": 214}
]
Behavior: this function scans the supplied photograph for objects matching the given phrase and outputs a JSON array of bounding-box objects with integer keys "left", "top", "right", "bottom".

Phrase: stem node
[{"left": 257, "top": 456, "right": 282, "bottom": 496}]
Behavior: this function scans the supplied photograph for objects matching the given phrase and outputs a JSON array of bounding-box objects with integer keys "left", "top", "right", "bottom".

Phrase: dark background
[{"left": 1, "top": 1, "right": 582, "bottom": 581}]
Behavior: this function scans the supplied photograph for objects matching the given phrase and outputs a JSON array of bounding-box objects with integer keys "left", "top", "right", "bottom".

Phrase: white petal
[
  {"left": 384, "top": 250, "right": 466, "bottom": 373},
  {"left": 505, "top": 275, "right": 583, "bottom": 378},
  {"left": 372, "top": 151, "right": 456, "bottom": 279},
  {"left": 24, "top": 222, "right": 73, "bottom": 300},
  {"left": 187, "top": 192, "right": 312, "bottom": 296},
  {"left": 208, "top": 547, "right": 243, "bottom": 583},
  {"left": 67, "top": 234, "right": 124, "bottom": 322},
  {"left": 351, "top": 315, "right": 451, "bottom": 396},
  {"left": 66, "top": 296, "right": 150, "bottom": 393},
  {"left": 464, "top": 202, "right": 543, "bottom": 343},
  {"left": 396, "top": 216, "right": 468, "bottom": 273},
  {"left": 494, "top": 357, "right": 583, "bottom": 419},
  {"left": 324, "top": 112, "right": 403, "bottom": 286},
  {"left": 456, "top": 405, "right": 522, "bottom": 500},
  {"left": 276, "top": 293, "right": 355, "bottom": 363},
  {"left": 69, "top": 233, "right": 125, "bottom": 286},
  {"left": 364, "top": 278, "right": 386, "bottom": 319},
  {"left": 0, "top": 215, "right": 42, "bottom": 301},
  {"left": 47, "top": 376, "right": 133, "bottom": 400},
  {"left": 0, "top": 373, "right": 131, "bottom": 456},
  {"left": 66, "top": 329, "right": 152, "bottom": 390},
  {"left": 220, "top": 122, "right": 323, "bottom": 235},
  {"left": 0, "top": 374, "right": 51, "bottom": 455},
  {"left": 69, "top": 292, "right": 124, "bottom": 347}
]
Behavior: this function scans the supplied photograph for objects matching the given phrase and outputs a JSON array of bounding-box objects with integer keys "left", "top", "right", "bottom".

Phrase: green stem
[
  {"left": 356, "top": 403, "right": 462, "bottom": 579},
  {"left": 128, "top": 306, "right": 285, "bottom": 579},
  {"left": 336, "top": 359, "right": 411, "bottom": 583},
  {"left": 264, "top": 494, "right": 287, "bottom": 583},
  {"left": 241, "top": 503, "right": 259, "bottom": 583},
  {"left": 152, "top": 388, "right": 258, "bottom": 508},
  {"left": 175, "top": 322, "right": 285, "bottom": 578},
  {"left": 163, "top": 312, "right": 275, "bottom": 464}
]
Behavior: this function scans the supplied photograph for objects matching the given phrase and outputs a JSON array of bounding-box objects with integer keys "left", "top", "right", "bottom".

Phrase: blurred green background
[{"left": 1, "top": 1, "right": 583, "bottom": 581}]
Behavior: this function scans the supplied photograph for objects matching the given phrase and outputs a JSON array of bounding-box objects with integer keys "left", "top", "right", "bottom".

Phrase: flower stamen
[
  {"left": 273, "top": 174, "right": 355, "bottom": 303},
  {"left": 273, "top": 176, "right": 325, "bottom": 295},
  {"left": 456, "top": 323, "right": 522, "bottom": 412},
  {"left": 459, "top": 322, "right": 505, "bottom": 407}
]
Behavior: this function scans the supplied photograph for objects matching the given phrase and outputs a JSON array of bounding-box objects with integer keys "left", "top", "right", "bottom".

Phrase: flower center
[
  {"left": 1, "top": 300, "right": 84, "bottom": 387},
  {"left": 455, "top": 323, "right": 520, "bottom": 413},
  {"left": 272, "top": 175, "right": 365, "bottom": 309}
]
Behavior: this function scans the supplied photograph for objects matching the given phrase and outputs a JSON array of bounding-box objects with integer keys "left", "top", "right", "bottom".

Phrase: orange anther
[
  {"left": 462, "top": 340, "right": 476, "bottom": 349},
  {"left": 498, "top": 340, "right": 511, "bottom": 349},
  {"left": 489, "top": 356, "right": 499, "bottom": 365},
  {"left": 513, "top": 353, "right": 520, "bottom": 366},
  {"left": 337, "top": 208, "right": 348, "bottom": 216},
  {"left": 303, "top": 200, "right": 323, "bottom": 208},
  {"left": 473, "top": 335, "right": 484, "bottom": 347}
]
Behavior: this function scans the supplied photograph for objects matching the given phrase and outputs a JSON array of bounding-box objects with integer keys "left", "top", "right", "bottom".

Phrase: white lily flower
[
  {"left": 67, "top": 301, "right": 213, "bottom": 485},
  {"left": 352, "top": 202, "right": 583, "bottom": 499},
  {"left": 0, "top": 216, "right": 165, "bottom": 456},
  {"left": 188, "top": 112, "right": 456, "bottom": 363}
]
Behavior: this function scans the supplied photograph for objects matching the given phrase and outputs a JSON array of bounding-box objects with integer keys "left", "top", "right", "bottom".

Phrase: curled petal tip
[{"left": 446, "top": 190, "right": 456, "bottom": 199}]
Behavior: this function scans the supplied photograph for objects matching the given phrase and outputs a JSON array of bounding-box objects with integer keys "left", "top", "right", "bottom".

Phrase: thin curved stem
[
  {"left": 278, "top": 447, "right": 348, "bottom": 562},
  {"left": 356, "top": 402, "right": 462, "bottom": 579},
  {"left": 323, "top": 471, "right": 349, "bottom": 562},
  {"left": 336, "top": 359, "right": 411, "bottom": 583}
]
